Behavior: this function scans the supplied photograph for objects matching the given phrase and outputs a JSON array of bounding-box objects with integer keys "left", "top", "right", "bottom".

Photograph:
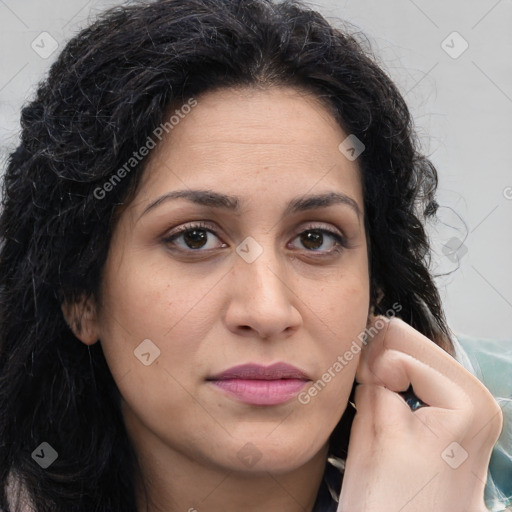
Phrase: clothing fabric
[{"left": 454, "top": 333, "right": 512, "bottom": 511}]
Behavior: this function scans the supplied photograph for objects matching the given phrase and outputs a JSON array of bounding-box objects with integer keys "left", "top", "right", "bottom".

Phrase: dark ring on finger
[{"left": 398, "top": 385, "right": 428, "bottom": 411}]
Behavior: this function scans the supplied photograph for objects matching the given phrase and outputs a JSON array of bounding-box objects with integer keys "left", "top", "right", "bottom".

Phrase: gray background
[{"left": 1, "top": 0, "right": 511, "bottom": 340}]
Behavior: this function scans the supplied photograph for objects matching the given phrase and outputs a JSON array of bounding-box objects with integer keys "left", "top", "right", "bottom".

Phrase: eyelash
[{"left": 162, "top": 221, "right": 348, "bottom": 256}]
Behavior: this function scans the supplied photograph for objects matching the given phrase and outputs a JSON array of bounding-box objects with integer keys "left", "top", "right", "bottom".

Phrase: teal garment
[{"left": 455, "top": 334, "right": 512, "bottom": 511}]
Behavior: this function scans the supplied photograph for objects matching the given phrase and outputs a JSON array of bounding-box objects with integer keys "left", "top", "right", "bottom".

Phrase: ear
[{"left": 61, "top": 295, "right": 100, "bottom": 346}]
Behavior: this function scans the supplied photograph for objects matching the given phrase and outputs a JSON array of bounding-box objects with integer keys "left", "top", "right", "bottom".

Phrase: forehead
[
  {"left": 157, "top": 86, "right": 345, "bottom": 151},
  {"left": 133, "top": 86, "right": 364, "bottom": 213}
]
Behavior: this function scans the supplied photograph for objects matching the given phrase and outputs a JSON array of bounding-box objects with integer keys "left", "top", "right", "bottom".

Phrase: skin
[
  {"left": 65, "top": 86, "right": 502, "bottom": 512},
  {"left": 68, "top": 86, "right": 371, "bottom": 512}
]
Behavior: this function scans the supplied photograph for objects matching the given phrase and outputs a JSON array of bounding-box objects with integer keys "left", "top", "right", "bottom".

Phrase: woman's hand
[{"left": 337, "top": 315, "right": 503, "bottom": 512}]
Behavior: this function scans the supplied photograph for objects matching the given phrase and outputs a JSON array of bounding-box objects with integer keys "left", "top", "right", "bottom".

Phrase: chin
[{"left": 221, "top": 436, "right": 326, "bottom": 475}]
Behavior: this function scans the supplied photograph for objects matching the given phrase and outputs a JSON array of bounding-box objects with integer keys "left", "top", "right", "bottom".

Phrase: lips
[
  {"left": 207, "top": 363, "right": 311, "bottom": 406},
  {"left": 207, "top": 362, "right": 311, "bottom": 381}
]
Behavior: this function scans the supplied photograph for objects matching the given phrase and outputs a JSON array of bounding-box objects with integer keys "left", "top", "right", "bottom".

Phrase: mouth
[{"left": 206, "top": 362, "right": 311, "bottom": 406}]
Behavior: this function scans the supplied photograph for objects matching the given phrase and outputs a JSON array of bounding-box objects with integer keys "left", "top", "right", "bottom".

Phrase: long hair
[{"left": 0, "top": 0, "right": 453, "bottom": 510}]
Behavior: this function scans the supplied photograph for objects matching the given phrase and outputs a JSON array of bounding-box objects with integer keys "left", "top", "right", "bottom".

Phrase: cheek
[
  {"left": 100, "top": 242, "right": 221, "bottom": 337},
  {"left": 96, "top": 247, "right": 221, "bottom": 393},
  {"left": 95, "top": 257, "right": 216, "bottom": 432},
  {"left": 302, "top": 262, "right": 370, "bottom": 338},
  {"left": 297, "top": 287, "right": 367, "bottom": 431},
  {"left": 302, "top": 269, "right": 369, "bottom": 387}
]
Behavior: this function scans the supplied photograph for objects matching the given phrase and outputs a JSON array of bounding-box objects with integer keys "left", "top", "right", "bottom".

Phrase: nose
[{"left": 223, "top": 244, "right": 303, "bottom": 340}]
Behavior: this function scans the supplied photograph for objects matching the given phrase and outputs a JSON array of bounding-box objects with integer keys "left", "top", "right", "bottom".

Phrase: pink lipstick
[{"left": 207, "top": 363, "right": 311, "bottom": 405}]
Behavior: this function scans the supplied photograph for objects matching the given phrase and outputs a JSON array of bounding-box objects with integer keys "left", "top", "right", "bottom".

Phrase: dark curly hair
[{"left": 0, "top": 0, "right": 454, "bottom": 510}]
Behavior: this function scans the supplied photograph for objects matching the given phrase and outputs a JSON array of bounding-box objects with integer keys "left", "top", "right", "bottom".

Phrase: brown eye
[
  {"left": 291, "top": 228, "right": 345, "bottom": 253},
  {"left": 182, "top": 229, "right": 208, "bottom": 249},
  {"left": 163, "top": 222, "right": 227, "bottom": 252},
  {"left": 300, "top": 230, "right": 324, "bottom": 250}
]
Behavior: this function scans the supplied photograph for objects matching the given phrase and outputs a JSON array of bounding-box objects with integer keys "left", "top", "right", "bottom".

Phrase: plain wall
[{"left": 1, "top": 0, "right": 511, "bottom": 339}]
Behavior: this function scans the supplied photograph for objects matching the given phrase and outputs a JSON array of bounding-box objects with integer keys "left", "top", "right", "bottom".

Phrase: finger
[
  {"left": 358, "top": 315, "right": 497, "bottom": 407},
  {"left": 355, "top": 350, "right": 475, "bottom": 443},
  {"left": 357, "top": 316, "right": 469, "bottom": 408},
  {"left": 359, "top": 344, "right": 471, "bottom": 410},
  {"left": 352, "top": 383, "right": 418, "bottom": 432}
]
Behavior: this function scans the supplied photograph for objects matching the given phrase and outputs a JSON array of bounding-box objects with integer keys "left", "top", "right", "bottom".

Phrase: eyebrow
[{"left": 140, "top": 189, "right": 361, "bottom": 219}]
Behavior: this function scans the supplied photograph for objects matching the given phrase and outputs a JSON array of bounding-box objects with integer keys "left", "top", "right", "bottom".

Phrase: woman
[{"left": 0, "top": 0, "right": 505, "bottom": 510}]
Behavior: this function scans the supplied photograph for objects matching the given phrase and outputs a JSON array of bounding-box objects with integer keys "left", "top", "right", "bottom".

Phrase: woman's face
[{"left": 89, "top": 86, "right": 370, "bottom": 474}]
